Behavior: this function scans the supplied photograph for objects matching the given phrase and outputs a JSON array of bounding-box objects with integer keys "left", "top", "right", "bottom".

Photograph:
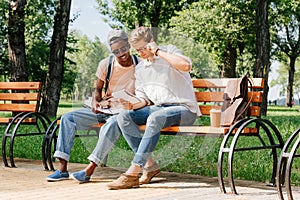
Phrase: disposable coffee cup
[{"left": 210, "top": 109, "right": 221, "bottom": 127}]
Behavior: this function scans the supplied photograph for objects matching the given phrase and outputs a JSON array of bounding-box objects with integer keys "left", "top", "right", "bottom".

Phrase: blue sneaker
[
  {"left": 46, "top": 170, "right": 69, "bottom": 181},
  {"left": 71, "top": 170, "right": 90, "bottom": 183}
]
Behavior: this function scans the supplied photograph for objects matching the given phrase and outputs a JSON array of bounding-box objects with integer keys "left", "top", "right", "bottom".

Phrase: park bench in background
[
  {"left": 277, "top": 127, "right": 300, "bottom": 200},
  {"left": 42, "top": 77, "right": 284, "bottom": 195},
  {"left": 0, "top": 82, "right": 51, "bottom": 167}
]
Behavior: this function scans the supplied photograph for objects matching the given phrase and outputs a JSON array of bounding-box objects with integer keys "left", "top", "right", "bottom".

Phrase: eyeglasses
[
  {"left": 135, "top": 44, "right": 148, "bottom": 53},
  {"left": 112, "top": 46, "right": 129, "bottom": 56}
]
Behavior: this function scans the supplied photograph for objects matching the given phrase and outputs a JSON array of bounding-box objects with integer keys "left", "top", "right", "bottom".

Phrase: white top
[{"left": 134, "top": 44, "right": 201, "bottom": 116}]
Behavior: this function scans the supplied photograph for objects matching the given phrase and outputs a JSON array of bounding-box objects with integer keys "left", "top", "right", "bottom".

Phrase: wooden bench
[
  {"left": 42, "top": 77, "right": 284, "bottom": 194},
  {"left": 0, "top": 82, "right": 51, "bottom": 167},
  {"left": 277, "top": 127, "right": 300, "bottom": 200}
]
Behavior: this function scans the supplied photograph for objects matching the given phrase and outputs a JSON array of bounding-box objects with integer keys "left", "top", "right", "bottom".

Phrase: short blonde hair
[{"left": 129, "top": 26, "right": 153, "bottom": 44}]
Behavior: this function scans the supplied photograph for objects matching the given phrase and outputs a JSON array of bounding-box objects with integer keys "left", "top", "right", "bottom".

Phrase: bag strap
[
  {"left": 104, "top": 54, "right": 139, "bottom": 94},
  {"left": 132, "top": 54, "right": 138, "bottom": 66},
  {"left": 104, "top": 54, "right": 115, "bottom": 94},
  {"left": 235, "top": 76, "right": 254, "bottom": 120}
]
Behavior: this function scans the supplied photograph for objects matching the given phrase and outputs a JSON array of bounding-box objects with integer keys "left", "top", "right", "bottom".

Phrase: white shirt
[{"left": 134, "top": 45, "right": 201, "bottom": 116}]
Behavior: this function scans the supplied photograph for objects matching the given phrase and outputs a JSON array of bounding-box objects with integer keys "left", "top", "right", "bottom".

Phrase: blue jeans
[
  {"left": 88, "top": 115, "right": 121, "bottom": 165},
  {"left": 117, "top": 105, "right": 197, "bottom": 168},
  {"left": 53, "top": 108, "right": 114, "bottom": 162}
]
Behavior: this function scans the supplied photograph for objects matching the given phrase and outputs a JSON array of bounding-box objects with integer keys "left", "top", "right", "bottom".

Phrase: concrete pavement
[{"left": 0, "top": 158, "right": 298, "bottom": 200}]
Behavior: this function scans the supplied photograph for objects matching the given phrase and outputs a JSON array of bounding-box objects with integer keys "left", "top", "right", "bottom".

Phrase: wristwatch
[{"left": 155, "top": 48, "right": 160, "bottom": 56}]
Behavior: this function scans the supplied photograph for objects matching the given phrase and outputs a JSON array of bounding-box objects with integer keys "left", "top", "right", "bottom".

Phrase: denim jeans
[
  {"left": 117, "top": 105, "right": 197, "bottom": 168},
  {"left": 88, "top": 115, "right": 121, "bottom": 165},
  {"left": 53, "top": 108, "right": 112, "bottom": 162}
]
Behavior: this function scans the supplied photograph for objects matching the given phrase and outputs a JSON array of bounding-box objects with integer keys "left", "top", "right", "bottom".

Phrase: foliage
[
  {"left": 65, "top": 31, "right": 109, "bottom": 101},
  {"left": 0, "top": 0, "right": 9, "bottom": 81},
  {"left": 95, "top": 0, "right": 196, "bottom": 30},
  {"left": 25, "top": 0, "right": 56, "bottom": 83},
  {"left": 156, "top": 28, "right": 218, "bottom": 78},
  {"left": 0, "top": 0, "right": 55, "bottom": 82},
  {"left": 270, "top": 0, "right": 300, "bottom": 59},
  {"left": 170, "top": 0, "right": 256, "bottom": 76},
  {"left": 269, "top": 0, "right": 300, "bottom": 107}
]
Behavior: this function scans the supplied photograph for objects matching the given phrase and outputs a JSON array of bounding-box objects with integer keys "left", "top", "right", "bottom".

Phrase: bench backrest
[
  {"left": 192, "top": 78, "right": 264, "bottom": 117},
  {"left": 0, "top": 82, "right": 42, "bottom": 123}
]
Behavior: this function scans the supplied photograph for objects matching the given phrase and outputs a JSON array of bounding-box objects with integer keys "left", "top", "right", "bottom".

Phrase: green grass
[{"left": 1, "top": 104, "right": 300, "bottom": 186}]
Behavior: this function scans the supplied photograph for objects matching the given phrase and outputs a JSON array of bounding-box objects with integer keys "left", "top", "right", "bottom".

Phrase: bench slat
[
  {"left": 194, "top": 91, "right": 262, "bottom": 103},
  {"left": 0, "top": 104, "right": 38, "bottom": 112},
  {"left": 192, "top": 78, "right": 264, "bottom": 89},
  {"left": 199, "top": 105, "right": 261, "bottom": 116},
  {"left": 0, "top": 93, "right": 40, "bottom": 101},
  {"left": 91, "top": 123, "right": 257, "bottom": 135},
  {"left": 0, "top": 82, "right": 42, "bottom": 90},
  {"left": 0, "top": 117, "right": 37, "bottom": 124},
  {"left": 195, "top": 92, "right": 224, "bottom": 102}
]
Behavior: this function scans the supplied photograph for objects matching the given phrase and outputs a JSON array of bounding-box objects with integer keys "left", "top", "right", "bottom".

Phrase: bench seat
[
  {"left": 1, "top": 82, "right": 51, "bottom": 168},
  {"left": 42, "top": 77, "right": 284, "bottom": 195}
]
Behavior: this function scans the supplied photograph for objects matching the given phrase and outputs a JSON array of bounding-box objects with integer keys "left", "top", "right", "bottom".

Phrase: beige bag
[{"left": 220, "top": 75, "right": 252, "bottom": 126}]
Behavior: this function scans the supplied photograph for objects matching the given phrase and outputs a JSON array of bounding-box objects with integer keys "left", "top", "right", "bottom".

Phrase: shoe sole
[
  {"left": 70, "top": 173, "right": 90, "bottom": 184},
  {"left": 139, "top": 170, "right": 161, "bottom": 185},
  {"left": 107, "top": 184, "right": 140, "bottom": 190},
  {"left": 46, "top": 177, "right": 69, "bottom": 182}
]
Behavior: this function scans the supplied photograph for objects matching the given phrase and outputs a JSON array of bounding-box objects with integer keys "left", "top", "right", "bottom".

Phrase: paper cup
[{"left": 210, "top": 109, "right": 221, "bottom": 127}]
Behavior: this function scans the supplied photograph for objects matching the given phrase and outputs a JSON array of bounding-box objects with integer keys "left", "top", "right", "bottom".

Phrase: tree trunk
[
  {"left": 255, "top": 0, "right": 270, "bottom": 116},
  {"left": 222, "top": 42, "right": 237, "bottom": 78},
  {"left": 40, "top": 0, "right": 72, "bottom": 117},
  {"left": 286, "top": 57, "right": 296, "bottom": 107},
  {"left": 8, "top": 0, "right": 28, "bottom": 82}
]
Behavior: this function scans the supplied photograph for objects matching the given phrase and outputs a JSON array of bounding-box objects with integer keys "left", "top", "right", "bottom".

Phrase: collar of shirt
[{"left": 144, "top": 56, "right": 160, "bottom": 67}]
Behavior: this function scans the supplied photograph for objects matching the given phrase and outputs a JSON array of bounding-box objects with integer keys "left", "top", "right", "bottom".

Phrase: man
[
  {"left": 46, "top": 29, "right": 138, "bottom": 182},
  {"left": 107, "top": 26, "right": 201, "bottom": 189}
]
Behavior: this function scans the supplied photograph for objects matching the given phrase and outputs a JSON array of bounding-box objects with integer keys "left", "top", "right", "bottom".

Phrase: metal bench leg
[
  {"left": 218, "top": 132, "right": 232, "bottom": 193},
  {"left": 285, "top": 137, "right": 300, "bottom": 200},
  {"left": 2, "top": 134, "right": 9, "bottom": 167}
]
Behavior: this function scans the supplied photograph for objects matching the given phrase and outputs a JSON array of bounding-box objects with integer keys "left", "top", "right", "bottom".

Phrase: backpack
[
  {"left": 104, "top": 54, "right": 139, "bottom": 93},
  {"left": 220, "top": 75, "right": 253, "bottom": 126}
]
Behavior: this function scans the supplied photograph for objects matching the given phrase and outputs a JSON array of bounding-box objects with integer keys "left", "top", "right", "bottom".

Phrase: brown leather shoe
[
  {"left": 139, "top": 168, "right": 161, "bottom": 184},
  {"left": 107, "top": 173, "right": 139, "bottom": 190}
]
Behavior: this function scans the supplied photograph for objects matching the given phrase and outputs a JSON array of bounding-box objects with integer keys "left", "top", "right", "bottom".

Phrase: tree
[
  {"left": 170, "top": 0, "right": 256, "bottom": 78},
  {"left": 40, "top": 0, "right": 72, "bottom": 117},
  {"left": 8, "top": 0, "right": 28, "bottom": 82},
  {"left": 255, "top": 0, "right": 270, "bottom": 115},
  {"left": 25, "top": 0, "right": 56, "bottom": 83},
  {"left": 95, "top": 0, "right": 196, "bottom": 39},
  {"left": 270, "top": 0, "right": 300, "bottom": 107},
  {"left": 1, "top": 0, "right": 56, "bottom": 83},
  {"left": 0, "top": 0, "right": 9, "bottom": 81}
]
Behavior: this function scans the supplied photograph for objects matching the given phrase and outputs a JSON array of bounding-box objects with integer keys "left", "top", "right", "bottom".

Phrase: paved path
[{"left": 0, "top": 158, "right": 298, "bottom": 200}]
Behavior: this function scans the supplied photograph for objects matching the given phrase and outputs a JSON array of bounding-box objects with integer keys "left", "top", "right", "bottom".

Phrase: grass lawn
[{"left": 1, "top": 103, "right": 300, "bottom": 185}]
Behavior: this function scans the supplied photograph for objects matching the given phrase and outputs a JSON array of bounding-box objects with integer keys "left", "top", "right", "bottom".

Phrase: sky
[
  {"left": 69, "top": 0, "right": 112, "bottom": 42},
  {"left": 69, "top": 0, "right": 282, "bottom": 101}
]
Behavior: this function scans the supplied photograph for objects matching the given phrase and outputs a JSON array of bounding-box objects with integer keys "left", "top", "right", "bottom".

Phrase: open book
[{"left": 83, "top": 90, "right": 141, "bottom": 115}]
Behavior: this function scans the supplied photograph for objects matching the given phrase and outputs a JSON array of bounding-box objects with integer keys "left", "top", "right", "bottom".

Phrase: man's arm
[
  {"left": 146, "top": 42, "right": 191, "bottom": 72},
  {"left": 94, "top": 78, "right": 104, "bottom": 102},
  {"left": 91, "top": 78, "right": 105, "bottom": 113}
]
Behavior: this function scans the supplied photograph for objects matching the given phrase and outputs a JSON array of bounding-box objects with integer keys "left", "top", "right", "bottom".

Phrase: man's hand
[
  {"left": 146, "top": 42, "right": 159, "bottom": 55},
  {"left": 91, "top": 96, "right": 111, "bottom": 113}
]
